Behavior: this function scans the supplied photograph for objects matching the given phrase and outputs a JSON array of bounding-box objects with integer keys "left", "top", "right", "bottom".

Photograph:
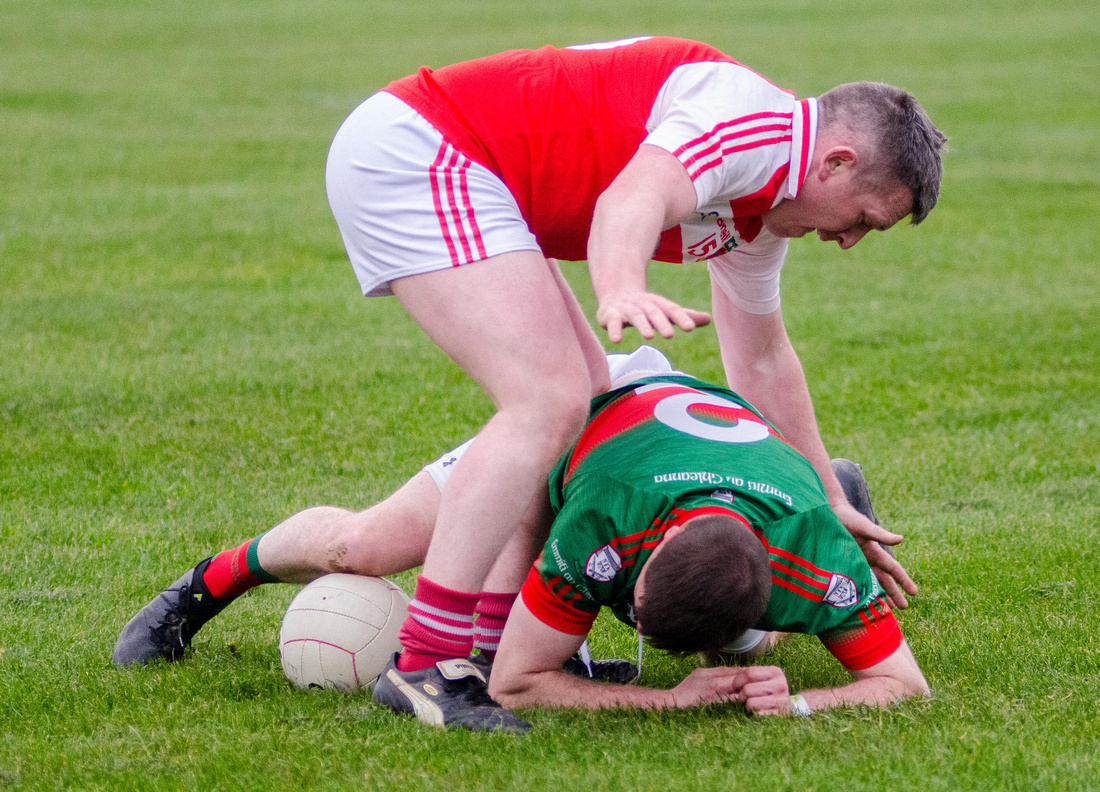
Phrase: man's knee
[{"left": 522, "top": 375, "right": 592, "bottom": 453}]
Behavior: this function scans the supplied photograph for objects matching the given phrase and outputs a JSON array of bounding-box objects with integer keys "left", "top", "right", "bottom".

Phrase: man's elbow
[
  {"left": 488, "top": 668, "right": 534, "bottom": 710},
  {"left": 908, "top": 674, "right": 932, "bottom": 699},
  {"left": 889, "top": 669, "right": 931, "bottom": 702}
]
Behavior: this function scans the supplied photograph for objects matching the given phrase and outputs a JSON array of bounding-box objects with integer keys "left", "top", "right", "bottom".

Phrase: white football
[{"left": 279, "top": 573, "right": 410, "bottom": 692}]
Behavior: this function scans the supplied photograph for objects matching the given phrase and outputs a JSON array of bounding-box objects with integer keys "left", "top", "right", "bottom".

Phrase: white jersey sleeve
[
  {"left": 642, "top": 61, "right": 799, "bottom": 210},
  {"left": 707, "top": 232, "right": 787, "bottom": 315}
]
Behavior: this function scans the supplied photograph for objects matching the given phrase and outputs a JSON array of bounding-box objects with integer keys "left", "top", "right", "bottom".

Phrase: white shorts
[
  {"left": 422, "top": 346, "right": 679, "bottom": 490},
  {"left": 325, "top": 92, "right": 542, "bottom": 297}
]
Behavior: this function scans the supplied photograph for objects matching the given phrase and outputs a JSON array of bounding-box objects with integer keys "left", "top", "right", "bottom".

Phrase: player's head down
[
  {"left": 818, "top": 81, "right": 947, "bottom": 225},
  {"left": 635, "top": 513, "right": 771, "bottom": 653}
]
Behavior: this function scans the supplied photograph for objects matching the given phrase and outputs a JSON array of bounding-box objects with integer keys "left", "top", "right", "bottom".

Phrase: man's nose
[{"left": 836, "top": 227, "right": 869, "bottom": 249}]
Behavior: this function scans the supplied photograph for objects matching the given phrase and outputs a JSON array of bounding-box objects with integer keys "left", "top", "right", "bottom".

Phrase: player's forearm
[
  {"left": 798, "top": 672, "right": 930, "bottom": 712},
  {"left": 798, "top": 641, "right": 931, "bottom": 712},
  {"left": 493, "top": 670, "right": 677, "bottom": 711},
  {"left": 587, "top": 192, "right": 665, "bottom": 302},
  {"left": 725, "top": 337, "right": 835, "bottom": 479},
  {"left": 587, "top": 145, "right": 695, "bottom": 306}
]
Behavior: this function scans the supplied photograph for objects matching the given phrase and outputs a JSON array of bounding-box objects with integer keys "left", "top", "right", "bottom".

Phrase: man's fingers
[
  {"left": 856, "top": 522, "right": 904, "bottom": 546},
  {"left": 842, "top": 509, "right": 903, "bottom": 545},
  {"left": 641, "top": 302, "right": 678, "bottom": 339},
  {"left": 597, "top": 293, "right": 707, "bottom": 341},
  {"left": 685, "top": 309, "right": 712, "bottom": 329},
  {"left": 604, "top": 316, "right": 624, "bottom": 344},
  {"left": 866, "top": 542, "right": 918, "bottom": 597},
  {"left": 874, "top": 567, "right": 907, "bottom": 610},
  {"left": 744, "top": 693, "right": 792, "bottom": 716}
]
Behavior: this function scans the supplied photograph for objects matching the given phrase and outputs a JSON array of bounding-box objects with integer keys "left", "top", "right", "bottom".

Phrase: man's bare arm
[
  {"left": 489, "top": 599, "right": 744, "bottom": 710},
  {"left": 588, "top": 144, "right": 709, "bottom": 343},
  {"left": 710, "top": 286, "right": 918, "bottom": 607},
  {"left": 737, "top": 640, "right": 930, "bottom": 716}
]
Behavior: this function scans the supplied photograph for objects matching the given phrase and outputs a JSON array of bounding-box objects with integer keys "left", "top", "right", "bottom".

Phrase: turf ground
[{"left": 2, "top": 0, "right": 1098, "bottom": 789}]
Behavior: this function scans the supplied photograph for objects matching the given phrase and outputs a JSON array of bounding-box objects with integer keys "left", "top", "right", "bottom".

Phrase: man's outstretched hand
[
  {"left": 831, "top": 500, "right": 918, "bottom": 609},
  {"left": 596, "top": 290, "right": 711, "bottom": 344}
]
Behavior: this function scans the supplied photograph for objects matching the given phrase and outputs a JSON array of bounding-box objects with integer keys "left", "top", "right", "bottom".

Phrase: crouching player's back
[{"left": 491, "top": 372, "right": 930, "bottom": 715}]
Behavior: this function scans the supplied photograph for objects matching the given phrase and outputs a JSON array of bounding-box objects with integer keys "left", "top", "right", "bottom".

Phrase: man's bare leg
[
  {"left": 387, "top": 252, "right": 595, "bottom": 676},
  {"left": 255, "top": 472, "right": 441, "bottom": 583}
]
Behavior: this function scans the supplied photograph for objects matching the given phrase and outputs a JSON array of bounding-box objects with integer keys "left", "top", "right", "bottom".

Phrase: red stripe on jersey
[
  {"left": 619, "top": 536, "right": 666, "bottom": 569},
  {"left": 664, "top": 504, "right": 751, "bottom": 531},
  {"left": 673, "top": 111, "right": 790, "bottom": 158},
  {"left": 729, "top": 164, "right": 790, "bottom": 243},
  {"left": 771, "top": 560, "right": 828, "bottom": 591},
  {"left": 677, "top": 123, "right": 792, "bottom": 173},
  {"left": 689, "top": 134, "right": 792, "bottom": 181},
  {"left": 614, "top": 504, "right": 749, "bottom": 570},
  {"left": 618, "top": 533, "right": 665, "bottom": 559},
  {"left": 520, "top": 566, "right": 599, "bottom": 636},
  {"left": 767, "top": 544, "right": 831, "bottom": 582},
  {"left": 429, "top": 144, "right": 462, "bottom": 266},
  {"left": 771, "top": 574, "right": 821, "bottom": 601}
]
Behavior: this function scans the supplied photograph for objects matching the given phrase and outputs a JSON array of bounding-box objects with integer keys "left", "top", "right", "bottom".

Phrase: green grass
[{"left": 2, "top": 0, "right": 1099, "bottom": 788}]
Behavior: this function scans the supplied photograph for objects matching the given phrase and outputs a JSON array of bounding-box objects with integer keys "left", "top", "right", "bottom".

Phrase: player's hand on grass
[
  {"left": 731, "top": 666, "right": 791, "bottom": 716},
  {"left": 596, "top": 290, "right": 711, "bottom": 344},
  {"left": 668, "top": 666, "right": 744, "bottom": 708},
  {"left": 832, "top": 501, "right": 918, "bottom": 609}
]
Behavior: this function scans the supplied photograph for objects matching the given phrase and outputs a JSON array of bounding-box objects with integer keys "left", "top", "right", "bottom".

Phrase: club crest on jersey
[
  {"left": 823, "top": 574, "right": 859, "bottom": 608},
  {"left": 585, "top": 544, "right": 622, "bottom": 582}
]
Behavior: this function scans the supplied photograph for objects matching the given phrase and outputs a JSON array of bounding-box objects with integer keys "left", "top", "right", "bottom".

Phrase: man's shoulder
[{"left": 758, "top": 505, "right": 883, "bottom": 630}]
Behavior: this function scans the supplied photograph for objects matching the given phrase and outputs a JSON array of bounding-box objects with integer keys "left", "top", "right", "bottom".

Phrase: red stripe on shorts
[
  {"left": 430, "top": 143, "right": 462, "bottom": 266},
  {"left": 456, "top": 155, "right": 487, "bottom": 259}
]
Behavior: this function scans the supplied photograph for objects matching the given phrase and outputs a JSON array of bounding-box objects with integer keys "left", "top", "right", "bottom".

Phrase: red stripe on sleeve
[
  {"left": 519, "top": 567, "right": 599, "bottom": 636},
  {"left": 771, "top": 574, "right": 823, "bottom": 602},
  {"left": 771, "top": 560, "right": 828, "bottom": 591},
  {"left": 767, "top": 545, "right": 831, "bottom": 581},
  {"left": 687, "top": 133, "right": 793, "bottom": 181},
  {"left": 673, "top": 111, "right": 792, "bottom": 159}
]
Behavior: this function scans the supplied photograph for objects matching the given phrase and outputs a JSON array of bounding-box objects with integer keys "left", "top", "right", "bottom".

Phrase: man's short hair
[
  {"left": 818, "top": 81, "right": 947, "bottom": 225},
  {"left": 635, "top": 514, "right": 771, "bottom": 653}
]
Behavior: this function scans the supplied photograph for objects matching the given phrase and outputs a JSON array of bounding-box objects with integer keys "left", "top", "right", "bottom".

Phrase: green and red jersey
[{"left": 520, "top": 375, "right": 903, "bottom": 671}]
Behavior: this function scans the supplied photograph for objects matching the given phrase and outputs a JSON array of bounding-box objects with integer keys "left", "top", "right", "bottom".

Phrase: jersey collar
[{"left": 782, "top": 97, "right": 818, "bottom": 202}]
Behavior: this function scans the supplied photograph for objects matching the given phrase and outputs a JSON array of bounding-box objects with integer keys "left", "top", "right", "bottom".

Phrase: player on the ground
[
  {"left": 483, "top": 354, "right": 927, "bottom": 715},
  {"left": 114, "top": 348, "right": 927, "bottom": 730}
]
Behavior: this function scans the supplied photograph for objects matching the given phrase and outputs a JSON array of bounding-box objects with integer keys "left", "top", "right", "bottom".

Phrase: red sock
[
  {"left": 201, "top": 535, "right": 279, "bottom": 600},
  {"left": 473, "top": 591, "right": 518, "bottom": 661},
  {"left": 396, "top": 575, "right": 479, "bottom": 672}
]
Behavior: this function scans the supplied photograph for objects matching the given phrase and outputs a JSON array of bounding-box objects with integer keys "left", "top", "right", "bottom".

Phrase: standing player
[{"left": 303, "top": 36, "right": 945, "bottom": 730}]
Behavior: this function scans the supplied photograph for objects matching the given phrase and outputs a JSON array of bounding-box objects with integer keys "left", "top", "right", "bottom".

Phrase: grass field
[{"left": 2, "top": 0, "right": 1099, "bottom": 789}]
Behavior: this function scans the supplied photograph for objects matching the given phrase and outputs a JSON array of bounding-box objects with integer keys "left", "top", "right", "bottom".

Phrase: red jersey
[{"left": 385, "top": 36, "right": 815, "bottom": 304}]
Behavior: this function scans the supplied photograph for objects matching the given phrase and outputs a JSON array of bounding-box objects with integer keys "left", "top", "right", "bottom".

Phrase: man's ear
[
  {"left": 662, "top": 523, "right": 687, "bottom": 543},
  {"left": 817, "top": 145, "right": 859, "bottom": 179}
]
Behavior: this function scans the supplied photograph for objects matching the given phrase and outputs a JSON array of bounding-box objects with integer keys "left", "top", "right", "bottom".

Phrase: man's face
[{"left": 763, "top": 151, "right": 913, "bottom": 250}]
